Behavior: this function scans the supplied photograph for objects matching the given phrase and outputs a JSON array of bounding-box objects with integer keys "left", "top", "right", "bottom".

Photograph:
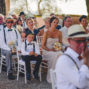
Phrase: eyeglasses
[
  {"left": 72, "top": 39, "right": 87, "bottom": 44},
  {"left": 7, "top": 21, "right": 13, "bottom": 24},
  {"left": 66, "top": 20, "right": 72, "bottom": 22}
]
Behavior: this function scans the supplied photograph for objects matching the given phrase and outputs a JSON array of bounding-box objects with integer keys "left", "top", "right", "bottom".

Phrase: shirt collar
[
  {"left": 26, "top": 40, "right": 32, "bottom": 45},
  {"left": 65, "top": 47, "right": 79, "bottom": 59},
  {"left": 64, "top": 26, "right": 68, "bottom": 29},
  {"left": 5, "top": 27, "right": 13, "bottom": 31}
]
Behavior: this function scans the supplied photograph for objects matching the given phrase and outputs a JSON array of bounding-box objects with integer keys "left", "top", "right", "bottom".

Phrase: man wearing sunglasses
[
  {"left": 0, "top": 17, "right": 21, "bottom": 80},
  {"left": 55, "top": 24, "right": 89, "bottom": 89}
]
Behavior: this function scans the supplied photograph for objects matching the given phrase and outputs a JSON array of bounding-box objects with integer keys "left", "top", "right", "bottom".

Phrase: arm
[
  {"left": 21, "top": 42, "right": 29, "bottom": 55},
  {"left": 34, "top": 43, "right": 40, "bottom": 56},
  {"left": 37, "top": 29, "right": 44, "bottom": 36},
  {"left": 58, "top": 31, "right": 62, "bottom": 43},
  {"left": 0, "top": 36, "right": 10, "bottom": 51},
  {"left": 42, "top": 32, "right": 53, "bottom": 51}
]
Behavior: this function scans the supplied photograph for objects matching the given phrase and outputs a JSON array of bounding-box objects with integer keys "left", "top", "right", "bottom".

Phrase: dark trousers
[{"left": 22, "top": 55, "right": 42, "bottom": 77}]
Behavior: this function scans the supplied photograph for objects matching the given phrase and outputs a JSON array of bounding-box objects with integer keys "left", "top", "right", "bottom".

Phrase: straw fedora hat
[{"left": 68, "top": 24, "right": 89, "bottom": 38}]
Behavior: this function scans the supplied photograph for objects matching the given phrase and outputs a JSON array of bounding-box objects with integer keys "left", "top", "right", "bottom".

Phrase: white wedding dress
[{"left": 42, "top": 38, "right": 63, "bottom": 83}]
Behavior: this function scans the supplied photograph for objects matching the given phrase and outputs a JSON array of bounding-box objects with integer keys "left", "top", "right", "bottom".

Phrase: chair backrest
[
  {"left": 36, "top": 36, "right": 43, "bottom": 47},
  {"left": 50, "top": 69, "right": 57, "bottom": 89},
  {"left": 15, "top": 46, "right": 22, "bottom": 63}
]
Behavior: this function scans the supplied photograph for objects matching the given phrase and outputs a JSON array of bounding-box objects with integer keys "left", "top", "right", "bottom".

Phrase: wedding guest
[
  {"left": 38, "top": 17, "right": 50, "bottom": 36},
  {"left": 21, "top": 34, "right": 42, "bottom": 80},
  {"left": 79, "top": 15, "right": 88, "bottom": 33},
  {"left": 55, "top": 24, "right": 89, "bottom": 89},
  {"left": 24, "top": 17, "right": 39, "bottom": 41},
  {"left": 0, "top": 17, "right": 21, "bottom": 79}
]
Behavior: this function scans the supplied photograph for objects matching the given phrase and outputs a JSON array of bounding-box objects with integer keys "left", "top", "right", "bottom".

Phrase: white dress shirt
[
  {"left": 60, "top": 26, "right": 69, "bottom": 46},
  {"left": 60, "top": 26, "right": 68, "bottom": 38},
  {"left": 0, "top": 25, "right": 10, "bottom": 50},
  {"left": 55, "top": 47, "right": 89, "bottom": 89},
  {"left": 0, "top": 26, "right": 22, "bottom": 51},
  {"left": 21, "top": 40, "right": 40, "bottom": 55}
]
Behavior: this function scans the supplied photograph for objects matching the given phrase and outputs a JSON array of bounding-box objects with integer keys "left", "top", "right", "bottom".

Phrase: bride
[{"left": 42, "top": 16, "right": 63, "bottom": 83}]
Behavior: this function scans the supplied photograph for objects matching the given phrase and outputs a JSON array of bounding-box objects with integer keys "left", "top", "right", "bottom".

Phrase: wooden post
[
  {"left": 5, "top": 0, "right": 10, "bottom": 16},
  {"left": 0, "top": 0, "right": 6, "bottom": 15}
]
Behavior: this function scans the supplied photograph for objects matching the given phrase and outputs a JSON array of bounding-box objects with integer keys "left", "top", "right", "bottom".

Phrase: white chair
[
  {"left": 36, "top": 36, "right": 43, "bottom": 48},
  {"left": 16, "top": 51, "right": 27, "bottom": 84},
  {"left": 16, "top": 50, "right": 42, "bottom": 83},
  {"left": 0, "top": 55, "right": 7, "bottom": 74},
  {"left": 36, "top": 36, "right": 48, "bottom": 68},
  {"left": 0, "top": 51, "right": 17, "bottom": 75},
  {"left": 50, "top": 69, "right": 57, "bottom": 89}
]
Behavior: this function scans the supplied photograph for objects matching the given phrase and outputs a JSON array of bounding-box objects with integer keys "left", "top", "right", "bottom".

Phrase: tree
[
  {"left": 11, "top": 0, "right": 28, "bottom": 15},
  {"left": 38, "top": 0, "right": 42, "bottom": 15},
  {"left": 86, "top": 0, "right": 89, "bottom": 16},
  {"left": 0, "top": 0, "right": 6, "bottom": 15}
]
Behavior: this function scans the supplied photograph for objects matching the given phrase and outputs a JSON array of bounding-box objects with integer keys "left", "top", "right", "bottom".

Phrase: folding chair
[
  {"left": 16, "top": 50, "right": 42, "bottom": 83},
  {"left": 36, "top": 36, "right": 48, "bottom": 79},
  {"left": 36, "top": 36, "right": 43, "bottom": 48},
  {"left": 0, "top": 55, "right": 7, "bottom": 74},
  {"left": 16, "top": 51, "right": 27, "bottom": 84}
]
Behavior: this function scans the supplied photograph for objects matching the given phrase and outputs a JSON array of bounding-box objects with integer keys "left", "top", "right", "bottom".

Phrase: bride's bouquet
[
  {"left": 8, "top": 41, "right": 16, "bottom": 49},
  {"left": 53, "top": 42, "right": 62, "bottom": 51}
]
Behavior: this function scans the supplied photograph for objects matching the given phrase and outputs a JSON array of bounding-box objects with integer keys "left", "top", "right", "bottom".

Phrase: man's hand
[
  {"left": 34, "top": 53, "right": 38, "bottom": 56},
  {"left": 29, "top": 51, "right": 34, "bottom": 55}
]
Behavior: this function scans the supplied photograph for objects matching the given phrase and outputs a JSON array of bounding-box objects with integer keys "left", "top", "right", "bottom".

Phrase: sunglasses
[
  {"left": 72, "top": 39, "right": 87, "bottom": 44},
  {"left": 7, "top": 21, "right": 13, "bottom": 24}
]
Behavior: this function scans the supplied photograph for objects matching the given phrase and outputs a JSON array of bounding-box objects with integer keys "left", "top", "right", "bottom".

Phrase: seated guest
[
  {"left": 19, "top": 11, "right": 27, "bottom": 29},
  {"left": 0, "top": 14, "right": 4, "bottom": 25},
  {"left": 60, "top": 16, "right": 72, "bottom": 47},
  {"left": 37, "top": 17, "right": 50, "bottom": 36},
  {"left": 79, "top": 15, "right": 88, "bottom": 33},
  {"left": 21, "top": 34, "right": 42, "bottom": 80},
  {"left": 32, "top": 17, "right": 38, "bottom": 29},
  {"left": 24, "top": 17, "right": 39, "bottom": 41},
  {"left": 0, "top": 16, "right": 21, "bottom": 80},
  {"left": 16, "top": 18, "right": 23, "bottom": 34}
]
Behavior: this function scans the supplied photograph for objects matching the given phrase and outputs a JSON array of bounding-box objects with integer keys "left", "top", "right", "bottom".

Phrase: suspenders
[
  {"left": 25, "top": 39, "right": 27, "bottom": 51},
  {"left": 3, "top": 26, "right": 7, "bottom": 44},
  {"left": 14, "top": 29, "right": 18, "bottom": 46},
  {"left": 3, "top": 27, "right": 18, "bottom": 45},
  {"left": 63, "top": 54, "right": 79, "bottom": 70},
  {"left": 63, "top": 53, "right": 79, "bottom": 89},
  {"left": 25, "top": 39, "right": 35, "bottom": 52}
]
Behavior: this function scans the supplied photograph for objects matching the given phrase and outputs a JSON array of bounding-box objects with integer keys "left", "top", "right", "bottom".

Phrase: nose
[{"left": 80, "top": 42, "right": 86, "bottom": 48}]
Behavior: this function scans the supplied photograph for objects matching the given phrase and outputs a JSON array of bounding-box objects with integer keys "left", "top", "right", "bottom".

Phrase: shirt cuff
[{"left": 22, "top": 52, "right": 29, "bottom": 55}]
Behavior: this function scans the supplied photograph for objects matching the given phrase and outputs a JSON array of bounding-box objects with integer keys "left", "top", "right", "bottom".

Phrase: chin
[{"left": 77, "top": 51, "right": 82, "bottom": 55}]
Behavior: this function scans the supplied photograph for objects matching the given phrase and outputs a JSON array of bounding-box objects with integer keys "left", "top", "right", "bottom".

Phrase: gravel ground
[{"left": 0, "top": 70, "right": 52, "bottom": 89}]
